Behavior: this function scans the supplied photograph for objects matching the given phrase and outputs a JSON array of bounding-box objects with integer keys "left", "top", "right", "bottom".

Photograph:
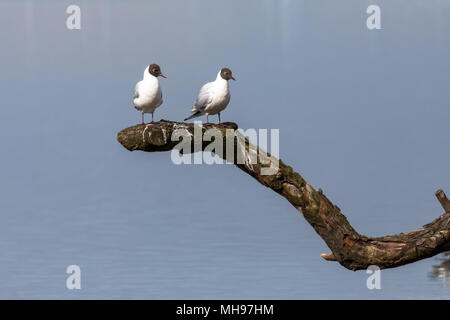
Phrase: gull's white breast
[
  {"left": 204, "top": 79, "right": 230, "bottom": 115},
  {"left": 133, "top": 75, "right": 163, "bottom": 114}
]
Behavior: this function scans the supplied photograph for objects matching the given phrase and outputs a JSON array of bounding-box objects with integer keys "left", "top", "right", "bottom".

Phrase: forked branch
[{"left": 117, "top": 120, "right": 450, "bottom": 271}]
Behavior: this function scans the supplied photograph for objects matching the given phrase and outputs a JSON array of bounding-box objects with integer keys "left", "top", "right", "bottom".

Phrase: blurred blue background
[{"left": 0, "top": 0, "right": 449, "bottom": 299}]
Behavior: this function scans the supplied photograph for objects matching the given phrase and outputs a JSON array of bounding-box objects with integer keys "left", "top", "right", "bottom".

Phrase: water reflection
[{"left": 429, "top": 252, "right": 450, "bottom": 282}]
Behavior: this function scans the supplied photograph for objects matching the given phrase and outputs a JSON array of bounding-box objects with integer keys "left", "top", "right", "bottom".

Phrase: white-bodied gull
[
  {"left": 133, "top": 64, "right": 167, "bottom": 124},
  {"left": 184, "top": 67, "right": 235, "bottom": 124}
]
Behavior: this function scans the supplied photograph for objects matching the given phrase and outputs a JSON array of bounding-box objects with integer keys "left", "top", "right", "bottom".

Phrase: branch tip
[
  {"left": 320, "top": 253, "right": 336, "bottom": 261},
  {"left": 435, "top": 189, "right": 450, "bottom": 213}
]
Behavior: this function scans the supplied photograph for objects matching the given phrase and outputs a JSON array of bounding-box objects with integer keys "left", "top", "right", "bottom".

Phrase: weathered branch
[
  {"left": 117, "top": 120, "right": 450, "bottom": 271},
  {"left": 436, "top": 189, "right": 450, "bottom": 213}
]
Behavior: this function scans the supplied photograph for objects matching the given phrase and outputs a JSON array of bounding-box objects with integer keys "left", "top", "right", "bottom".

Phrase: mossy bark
[{"left": 117, "top": 120, "right": 450, "bottom": 271}]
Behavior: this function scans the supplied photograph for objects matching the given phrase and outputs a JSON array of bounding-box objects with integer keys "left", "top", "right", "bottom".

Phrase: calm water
[{"left": 0, "top": 0, "right": 449, "bottom": 299}]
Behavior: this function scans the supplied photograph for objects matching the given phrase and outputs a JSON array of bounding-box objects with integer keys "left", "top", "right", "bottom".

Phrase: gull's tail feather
[{"left": 184, "top": 111, "right": 202, "bottom": 121}]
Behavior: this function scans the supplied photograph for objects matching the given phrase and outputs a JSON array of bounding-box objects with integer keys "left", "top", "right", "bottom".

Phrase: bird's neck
[
  {"left": 215, "top": 73, "right": 228, "bottom": 89},
  {"left": 143, "top": 70, "right": 158, "bottom": 83}
]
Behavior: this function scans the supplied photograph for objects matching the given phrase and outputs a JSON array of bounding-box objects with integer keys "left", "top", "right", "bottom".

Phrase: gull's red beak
[
  {"left": 231, "top": 76, "right": 236, "bottom": 81},
  {"left": 160, "top": 73, "right": 167, "bottom": 78}
]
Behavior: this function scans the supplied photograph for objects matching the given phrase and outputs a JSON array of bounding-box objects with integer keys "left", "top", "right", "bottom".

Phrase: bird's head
[
  {"left": 220, "top": 67, "right": 235, "bottom": 81},
  {"left": 148, "top": 64, "right": 167, "bottom": 78}
]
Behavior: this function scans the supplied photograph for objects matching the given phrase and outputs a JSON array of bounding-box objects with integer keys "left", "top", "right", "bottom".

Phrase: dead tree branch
[{"left": 117, "top": 120, "right": 450, "bottom": 271}]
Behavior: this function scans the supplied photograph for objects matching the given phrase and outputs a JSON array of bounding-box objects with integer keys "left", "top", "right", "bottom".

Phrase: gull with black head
[
  {"left": 133, "top": 63, "right": 167, "bottom": 124},
  {"left": 184, "top": 67, "right": 235, "bottom": 124}
]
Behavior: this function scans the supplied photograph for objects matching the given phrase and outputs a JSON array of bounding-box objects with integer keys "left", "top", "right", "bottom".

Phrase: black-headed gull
[
  {"left": 184, "top": 67, "right": 235, "bottom": 124},
  {"left": 133, "top": 64, "right": 167, "bottom": 124}
]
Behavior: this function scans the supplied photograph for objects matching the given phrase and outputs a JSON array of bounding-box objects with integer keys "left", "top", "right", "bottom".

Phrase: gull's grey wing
[{"left": 192, "top": 82, "right": 213, "bottom": 112}]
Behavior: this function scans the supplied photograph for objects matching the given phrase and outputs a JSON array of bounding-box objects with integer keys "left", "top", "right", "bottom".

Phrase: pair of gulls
[{"left": 133, "top": 64, "right": 235, "bottom": 124}]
